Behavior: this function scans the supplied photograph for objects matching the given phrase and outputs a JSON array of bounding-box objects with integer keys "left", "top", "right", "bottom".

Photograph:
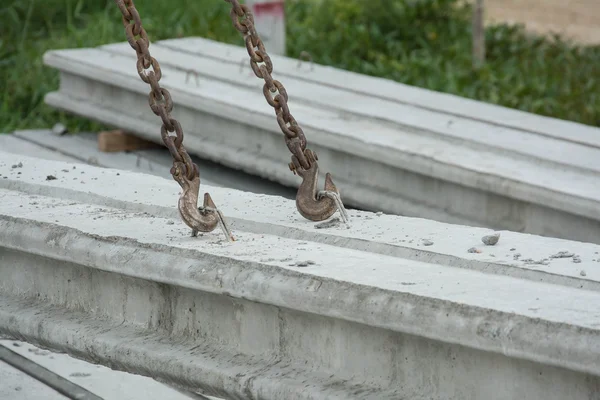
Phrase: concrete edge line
[
  {"left": 0, "top": 299, "right": 400, "bottom": 400},
  {"left": 41, "top": 64, "right": 600, "bottom": 222},
  {"left": 1, "top": 175, "right": 598, "bottom": 293},
  {"left": 1, "top": 216, "right": 599, "bottom": 378},
  {"left": 0, "top": 343, "right": 104, "bottom": 400}
]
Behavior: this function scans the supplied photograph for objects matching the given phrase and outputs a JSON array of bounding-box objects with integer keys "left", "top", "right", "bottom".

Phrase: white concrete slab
[
  {"left": 1, "top": 151, "right": 598, "bottom": 288},
  {"left": 0, "top": 153, "right": 599, "bottom": 399},
  {"left": 41, "top": 41, "right": 600, "bottom": 244}
]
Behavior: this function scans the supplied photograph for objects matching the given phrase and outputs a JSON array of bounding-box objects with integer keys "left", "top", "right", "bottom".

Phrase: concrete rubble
[
  {"left": 1, "top": 152, "right": 599, "bottom": 399},
  {"left": 41, "top": 37, "right": 600, "bottom": 244}
]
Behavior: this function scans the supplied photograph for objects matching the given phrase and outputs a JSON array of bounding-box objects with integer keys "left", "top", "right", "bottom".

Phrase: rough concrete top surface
[
  {"left": 42, "top": 42, "right": 600, "bottom": 222},
  {"left": 1, "top": 151, "right": 599, "bottom": 376}
]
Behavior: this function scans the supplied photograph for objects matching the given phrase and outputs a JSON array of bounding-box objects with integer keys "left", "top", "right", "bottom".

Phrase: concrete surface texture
[
  {"left": 1, "top": 152, "right": 599, "bottom": 399},
  {"left": 42, "top": 38, "right": 600, "bottom": 245}
]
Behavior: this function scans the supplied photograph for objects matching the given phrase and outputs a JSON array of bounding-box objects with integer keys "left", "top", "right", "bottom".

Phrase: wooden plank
[{"left": 98, "top": 129, "right": 160, "bottom": 152}]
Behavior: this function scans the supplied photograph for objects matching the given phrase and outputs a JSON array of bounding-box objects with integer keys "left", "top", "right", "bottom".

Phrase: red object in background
[{"left": 252, "top": 1, "right": 285, "bottom": 18}]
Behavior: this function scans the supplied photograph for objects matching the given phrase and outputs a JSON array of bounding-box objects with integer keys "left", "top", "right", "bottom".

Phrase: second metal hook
[{"left": 289, "top": 149, "right": 349, "bottom": 226}]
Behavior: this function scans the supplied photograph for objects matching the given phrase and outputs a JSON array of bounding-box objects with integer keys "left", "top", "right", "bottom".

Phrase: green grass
[{"left": 1, "top": 0, "right": 600, "bottom": 134}]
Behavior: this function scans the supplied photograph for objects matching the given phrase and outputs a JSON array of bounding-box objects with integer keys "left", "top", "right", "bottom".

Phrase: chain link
[
  {"left": 225, "top": 0, "right": 311, "bottom": 171},
  {"left": 115, "top": 0, "right": 198, "bottom": 182},
  {"left": 116, "top": 0, "right": 315, "bottom": 175}
]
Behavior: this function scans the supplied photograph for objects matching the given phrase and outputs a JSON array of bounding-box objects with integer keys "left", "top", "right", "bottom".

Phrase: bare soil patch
[{"left": 483, "top": 0, "right": 600, "bottom": 45}]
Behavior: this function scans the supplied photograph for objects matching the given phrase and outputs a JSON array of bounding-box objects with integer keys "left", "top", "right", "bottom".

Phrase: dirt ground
[{"left": 481, "top": 0, "right": 600, "bottom": 45}]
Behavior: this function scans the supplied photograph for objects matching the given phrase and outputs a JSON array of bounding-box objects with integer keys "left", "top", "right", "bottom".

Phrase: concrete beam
[
  {"left": 1, "top": 152, "right": 599, "bottom": 399},
  {"left": 41, "top": 39, "right": 600, "bottom": 244}
]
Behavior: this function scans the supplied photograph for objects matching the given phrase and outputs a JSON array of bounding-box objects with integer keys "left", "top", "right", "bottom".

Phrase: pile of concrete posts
[
  {"left": 42, "top": 37, "right": 600, "bottom": 244},
  {"left": 1, "top": 152, "right": 599, "bottom": 399}
]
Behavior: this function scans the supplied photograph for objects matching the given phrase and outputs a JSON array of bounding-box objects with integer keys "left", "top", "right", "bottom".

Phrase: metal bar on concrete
[
  {"left": 1, "top": 340, "right": 216, "bottom": 400},
  {"left": 0, "top": 344, "right": 103, "bottom": 400},
  {"left": 41, "top": 40, "right": 600, "bottom": 244},
  {"left": 1, "top": 152, "right": 599, "bottom": 399},
  {"left": 1, "top": 359, "right": 69, "bottom": 400}
]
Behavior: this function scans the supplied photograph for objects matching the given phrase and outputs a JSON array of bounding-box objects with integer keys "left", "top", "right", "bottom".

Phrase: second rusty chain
[
  {"left": 225, "top": 0, "right": 308, "bottom": 170},
  {"left": 225, "top": 0, "right": 348, "bottom": 224}
]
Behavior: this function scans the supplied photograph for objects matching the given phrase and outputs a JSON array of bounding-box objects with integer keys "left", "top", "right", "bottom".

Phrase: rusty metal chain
[
  {"left": 224, "top": 0, "right": 311, "bottom": 171},
  {"left": 115, "top": 0, "right": 197, "bottom": 183},
  {"left": 114, "top": 0, "right": 234, "bottom": 240},
  {"left": 114, "top": 0, "right": 345, "bottom": 226}
]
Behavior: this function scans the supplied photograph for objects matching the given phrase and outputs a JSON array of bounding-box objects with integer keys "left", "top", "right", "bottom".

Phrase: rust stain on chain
[
  {"left": 224, "top": 0, "right": 346, "bottom": 222},
  {"left": 114, "top": 0, "right": 347, "bottom": 229},
  {"left": 114, "top": 0, "right": 234, "bottom": 241}
]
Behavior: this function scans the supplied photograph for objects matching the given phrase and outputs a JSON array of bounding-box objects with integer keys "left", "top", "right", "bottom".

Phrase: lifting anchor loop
[
  {"left": 172, "top": 162, "right": 235, "bottom": 242},
  {"left": 289, "top": 149, "right": 350, "bottom": 227}
]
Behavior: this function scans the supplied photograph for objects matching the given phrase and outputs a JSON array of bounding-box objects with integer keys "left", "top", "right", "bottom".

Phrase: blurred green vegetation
[{"left": 1, "top": 0, "right": 599, "bottom": 133}]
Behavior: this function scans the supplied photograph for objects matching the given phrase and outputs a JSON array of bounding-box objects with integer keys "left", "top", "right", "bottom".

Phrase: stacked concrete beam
[
  {"left": 1, "top": 152, "right": 599, "bottom": 399},
  {"left": 42, "top": 38, "right": 600, "bottom": 244}
]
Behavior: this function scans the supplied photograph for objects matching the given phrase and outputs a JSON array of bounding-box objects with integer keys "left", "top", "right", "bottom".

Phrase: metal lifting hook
[
  {"left": 171, "top": 162, "right": 235, "bottom": 241},
  {"left": 289, "top": 149, "right": 350, "bottom": 226}
]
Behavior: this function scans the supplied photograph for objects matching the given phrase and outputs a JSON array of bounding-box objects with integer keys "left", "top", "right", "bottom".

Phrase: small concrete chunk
[
  {"left": 481, "top": 233, "right": 500, "bottom": 246},
  {"left": 550, "top": 251, "right": 575, "bottom": 259}
]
